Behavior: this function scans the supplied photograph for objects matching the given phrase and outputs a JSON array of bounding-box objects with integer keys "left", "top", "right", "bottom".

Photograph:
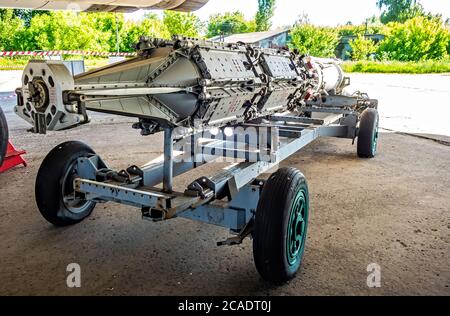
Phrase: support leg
[{"left": 163, "top": 128, "right": 173, "bottom": 193}]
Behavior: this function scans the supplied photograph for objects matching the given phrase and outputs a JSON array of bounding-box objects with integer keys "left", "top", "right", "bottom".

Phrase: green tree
[
  {"left": 163, "top": 11, "right": 201, "bottom": 37},
  {"left": 206, "top": 11, "right": 256, "bottom": 38},
  {"left": 255, "top": 0, "right": 276, "bottom": 32},
  {"left": 349, "top": 36, "right": 379, "bottom": 60},
  {"left": 21, "top": 12, "right": 113, "bottom": 51},
  {"left": 12, "top": 9, "right": 48, "bottom": 27},
  {"left": 0, "top": 9, "right": 174, "bottom": 53},
  {"left": 86, "top": 12, "right": 125, "bottom": 52},
  {"left": 0, "top": 9, "right": 25, "bottom": 50},
  {"left": 378, "top": 16, "right": 449, "bottom": 61},
  {"left": 120, "top": 14, "right": 170, "bottom": 52},
  {"left": 376, "top": 0, "right": 424, "bottom": 24},
  {"left": 337, "top": 18, "right": 385, "bottom": 38},
  {"left": 289, "top": 24, "right": 339, "bottom": 57}
]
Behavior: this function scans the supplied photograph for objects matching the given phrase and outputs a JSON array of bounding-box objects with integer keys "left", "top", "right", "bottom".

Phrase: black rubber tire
[
  {"left": 357, "top": 108, "right": 379, "bottom": 158},
  {"left": 0, "top": 106, "right": 8, "bottom": 167},
  {"left": 36, "top": 141, "right": 97, "bottom": 226},
  {"left": 253, "top": 167, "right": 309, "bottom": 284}
]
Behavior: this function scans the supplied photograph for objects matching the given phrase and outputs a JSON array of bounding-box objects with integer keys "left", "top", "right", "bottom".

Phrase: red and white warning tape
[{"left": 1, "top": 50, "right": 136, "bottom": 57}]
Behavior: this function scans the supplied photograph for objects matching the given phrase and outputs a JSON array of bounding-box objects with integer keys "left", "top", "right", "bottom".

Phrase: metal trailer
[
  {"left": 17, "top": 37, "right": 379, "bottom": 283},
  {"left": 36, "top": 103, "right": 378, "bottom": 284}
]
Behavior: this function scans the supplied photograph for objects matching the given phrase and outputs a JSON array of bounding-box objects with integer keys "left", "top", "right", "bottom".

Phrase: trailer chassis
[
  {"left": 73, "top": 105, "right": 368, "bottom": 235},
  {"left": 36, "top": 95, "right": 379, "bottom": 283}
]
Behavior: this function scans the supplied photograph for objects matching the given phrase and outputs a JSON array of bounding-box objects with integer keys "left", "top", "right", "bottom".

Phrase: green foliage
[
  {"left": 163, "top": 11, "right": 202, "bottom": 38},
  {"left": 1, "top": 2, "right": 450, "bottom": 77},
  {"left": 120, "top": 14, "right": 170, "bottom": 51},
  {"left": 20, "top": 12, "right": 119, "bottom": 51},
  {"left": 0, "top": 9, "right": 25, "bottom": 50},
  {"left": 349, "top": 36, "right": 379, "bottom": 60},
  {"left": 10, "top": 9, "right": 48, "bottom": 27},
  {"left": 342, "top": 60, "right": 450, "bottom": 74},
  {"left": 289, "top": 24, "right": 339, "bottom": 57},
  {"left": 89, "top": 13, "right": 125, "bottom": 52},
  {"left": 0, "top": 56, "right": 33, "bottom": 70},
  {"left": 376, "top": 0, "right": 424, "bottom": 24},
  {"left": 448, "top": 36, "right": 450, "bottom": 56},
  {"left": 337, "top": 18, "right": 386, "bottom": 37},
  {"left": 0, "top": 9, "right": 185, "bottom": 53},
  {"left": 255, "top": 0, "right": 276, "bottom": 32},
  {"left": 378, "top": 16, "right": 450, "bottom": 61},
  {"left": 206, "top": 12, "right": 256, "bottom": 38}
]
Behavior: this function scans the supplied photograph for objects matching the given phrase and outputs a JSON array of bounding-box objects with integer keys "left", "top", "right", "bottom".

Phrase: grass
[
  {"left": 0, "top": 57, "right": 31, "bottom": 70},
  {"left": 342, "top": 60, "right": 450, "bottom": 74}
]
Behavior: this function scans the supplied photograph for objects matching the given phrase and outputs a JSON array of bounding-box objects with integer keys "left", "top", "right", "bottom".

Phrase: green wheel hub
[
  {"left": 372, "top": 123, "right": 379, "bottom": 155},
  {"left": 286, "top": 189, "right": 308, "bottom": 266}
]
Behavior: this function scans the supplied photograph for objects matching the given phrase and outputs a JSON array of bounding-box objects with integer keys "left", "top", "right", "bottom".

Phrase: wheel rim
[
  {"left": 61, "top": 160, "right": 93, "bottom": 214},
  {"left": 286, "top": 188, "right": 308, "bottom": 266},
  {"left": 372, "top": 120, "right": 379, "bottom": 155}
]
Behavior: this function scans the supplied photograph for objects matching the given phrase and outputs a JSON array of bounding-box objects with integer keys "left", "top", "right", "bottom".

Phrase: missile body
[{"left": 14, "top": 36, "right": 352, "bottom": 134}]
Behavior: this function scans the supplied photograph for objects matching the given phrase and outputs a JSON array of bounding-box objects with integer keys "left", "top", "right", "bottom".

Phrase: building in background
[
  {"left": 335, "top": 34, "right": 385, "bottom": 60},
  {"left": 211, "top": 28, "right": 384, "bottom": 60}
]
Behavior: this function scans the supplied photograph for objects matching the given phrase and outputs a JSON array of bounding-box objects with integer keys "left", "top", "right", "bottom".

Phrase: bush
[
  {"left": 0, "top": 9, "right": 198, "bottom": 53},
  {"left": 349, "top": 36, "right": 379, "bottom": 60},
  {"left": 0, "top": 56, "right": 33, "bottom": 70},
  {"left": 289, "top": 24, "right": 339, "bottom": 57},
  {"left": 120, "top": 14, "right": 170, "bottom": 51},
  {"left": 206, "top": 12, "right": 256, "bottom": 38},
  {"left": 163, "top": 11, "right": 202, "bottom": 38},
  {"left": 0, "top": 10, "right": 25, "bottom": 50},
  {"left": 337, "top": 23, "right": 385, "bottom": 38},
  {"left": 447, "top": 35, "right": 450, "bottom": 55},
  {"left": 378, "top": 16, "right": 450, "bottom": 61}
]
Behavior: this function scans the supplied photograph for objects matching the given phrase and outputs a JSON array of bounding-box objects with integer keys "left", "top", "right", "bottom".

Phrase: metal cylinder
[{"left": 311, "top": 57, "right": 345, "bottom": 93}]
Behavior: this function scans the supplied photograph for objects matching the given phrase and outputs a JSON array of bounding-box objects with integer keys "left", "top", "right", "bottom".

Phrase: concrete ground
[{"left": 0, "top": 73, "right": 449, "bottom": 295}]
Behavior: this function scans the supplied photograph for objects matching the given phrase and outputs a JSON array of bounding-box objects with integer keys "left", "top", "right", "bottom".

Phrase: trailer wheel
[
  {"left": 357, "top": 108, "right": 379, "bottom": 158},
  {"left": 253, "top": 167, "right": 309, "bottom": 284},
  {"left": 36, "top": 141, "right": 97, "bottom": 226},
  {"left": 0, "top": 106, "right": 8, "bottom": 167}
]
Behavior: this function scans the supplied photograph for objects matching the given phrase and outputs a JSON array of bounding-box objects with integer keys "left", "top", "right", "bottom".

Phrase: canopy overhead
[{"left": 0, "top": 0, "right": 209, "bottom": 12}]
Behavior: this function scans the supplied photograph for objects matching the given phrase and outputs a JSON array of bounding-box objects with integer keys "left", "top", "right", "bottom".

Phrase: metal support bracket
[{"left": 217, "top": 218, "right": 255, "bottom": 246}]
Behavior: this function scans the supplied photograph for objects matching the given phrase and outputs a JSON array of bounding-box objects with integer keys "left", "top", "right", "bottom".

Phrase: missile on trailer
[{"left": 14, "top": 36, "right": 362, "bottom": 135}]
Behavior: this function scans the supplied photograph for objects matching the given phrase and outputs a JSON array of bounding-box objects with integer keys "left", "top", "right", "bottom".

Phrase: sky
[{"left": 127, "top": 0, "right": 450, "bottom": 28}]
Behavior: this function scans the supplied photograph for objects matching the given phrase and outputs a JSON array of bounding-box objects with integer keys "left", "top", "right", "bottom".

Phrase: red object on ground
[{"left": 0, "top": 141, "right": 27, "bottom": 173}]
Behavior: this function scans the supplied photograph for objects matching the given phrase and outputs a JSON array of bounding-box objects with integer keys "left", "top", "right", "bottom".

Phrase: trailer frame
[{"left": 69, "top": 99, "right": 372, "bottom": 245}]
